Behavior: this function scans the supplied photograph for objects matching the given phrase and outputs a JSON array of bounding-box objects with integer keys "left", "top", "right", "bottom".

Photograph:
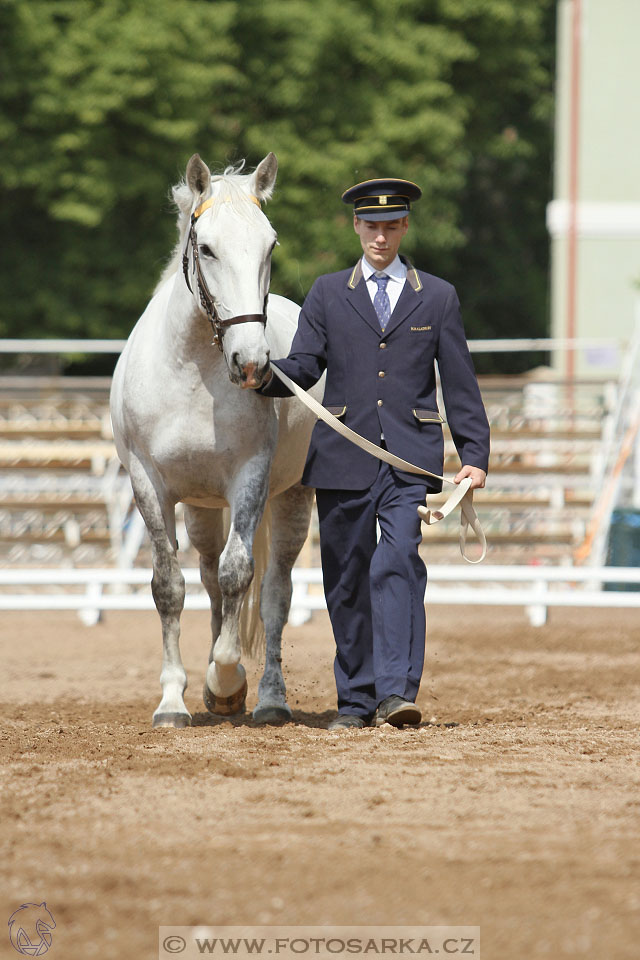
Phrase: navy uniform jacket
[{"left": 260, "top": 258, "right": 490, "bottom": 492}]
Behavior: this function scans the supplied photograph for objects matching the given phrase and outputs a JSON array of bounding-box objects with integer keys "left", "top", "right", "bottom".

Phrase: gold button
[
  {"left": 377, "top": 399, "right": 383, "bottom": 406},
  {"left": 379, "top": 342, "right": 387, "bottom": 349},
  {"left": 378, "top": 371, "right": 385, "bottom": 378}
]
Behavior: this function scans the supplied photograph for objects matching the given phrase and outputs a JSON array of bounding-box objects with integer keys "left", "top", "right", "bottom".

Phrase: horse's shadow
[
  {"left": 191, "top": 709, "right": 335, "bottom": 730},
  {"left": 191, "top": 710, "right": 458, "bottom": 731}
]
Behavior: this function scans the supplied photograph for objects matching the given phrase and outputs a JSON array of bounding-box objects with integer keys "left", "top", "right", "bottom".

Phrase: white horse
[{"left": 110, "top": 152, "right": 319, "bottom": 727}]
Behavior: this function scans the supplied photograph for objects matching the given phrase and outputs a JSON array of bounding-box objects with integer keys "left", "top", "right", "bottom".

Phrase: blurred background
[
  {"left": 0, "top": 0, "right": 639, "bottom": 602},
  {"left": 2, "top": 10, "right": 638, "bottom": 956},
  {"left": 0, "top": 0, "right": 556, "bottom": 373}
]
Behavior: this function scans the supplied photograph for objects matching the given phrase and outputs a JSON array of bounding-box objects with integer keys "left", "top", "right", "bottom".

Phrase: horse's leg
[
  {"left": 128, "top": 455, "right": 188, "bottom": 728},
  {"left": 183, "top": 505, "right": 247, "bottom": 715},
  {"left": 199, "top": 467, "right": 270, "bottom": 715},
  {"left": 253, "top": 484, "right": 315, "bottom": 724},
  {"left": 182, "top": 507, "right": 224, "bottom": 659}
]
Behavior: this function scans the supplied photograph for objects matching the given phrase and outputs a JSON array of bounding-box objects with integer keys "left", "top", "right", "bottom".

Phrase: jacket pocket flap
[
  {"left": 413, "top": 408, "right": 444, "bottom": 423},
  {"left": 325, "top": 405, "right": 347, "bottom": 418}
]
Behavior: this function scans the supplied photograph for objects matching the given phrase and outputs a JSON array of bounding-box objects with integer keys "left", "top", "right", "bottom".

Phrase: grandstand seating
[
  {"left": 0, "top": 377, "right": 129, "bottom": 567},
  {"left": 0, "top": 370, "right": 617, "bottom": 569}
]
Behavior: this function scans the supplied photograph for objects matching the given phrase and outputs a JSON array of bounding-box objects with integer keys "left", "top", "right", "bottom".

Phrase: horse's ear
[
  {"left": 252, "top": 152, "right": 278, "bottom": 201},
  {"left": 186, "top": 154, "right": 212, "bottom": 199}
]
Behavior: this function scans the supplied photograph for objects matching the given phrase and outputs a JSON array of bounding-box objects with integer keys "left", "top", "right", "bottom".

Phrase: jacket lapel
[
  {"left": 345, "top": 261, "right": 383, "bottom": 336},
  {"left": 381, "top": 278, "right": 422, "bottom": 337},
  {"left": 344, "top": 257, "right": 426, "bottom": 338}
]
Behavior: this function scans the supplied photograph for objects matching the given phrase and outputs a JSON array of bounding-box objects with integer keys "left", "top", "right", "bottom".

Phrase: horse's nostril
[{"left": 241, "top": 362, "right": 259, "bottom": 384}]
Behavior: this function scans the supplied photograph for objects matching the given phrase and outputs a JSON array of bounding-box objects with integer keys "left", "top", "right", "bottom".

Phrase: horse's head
[{"left": 182, "top": 153, "right": 278, "bottom": 389}]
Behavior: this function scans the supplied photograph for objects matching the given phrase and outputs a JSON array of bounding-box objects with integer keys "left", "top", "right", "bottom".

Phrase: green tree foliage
[
  {"left": 0, "top": 0, "right": 242, "bottom": 337},
  {"left": 228, "top": 0, "right": 474, "bottom": 300},
  {"left": 431, "top": 0, "right": 556, "bottom": 373},
  {"left": 0, "top": 0, "right": 555, "bottom": 372}
]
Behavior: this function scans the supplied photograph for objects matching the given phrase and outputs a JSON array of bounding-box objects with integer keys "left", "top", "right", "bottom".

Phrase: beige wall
[{"left": 548, "top": 0, "right": 640, "bottom": 376}]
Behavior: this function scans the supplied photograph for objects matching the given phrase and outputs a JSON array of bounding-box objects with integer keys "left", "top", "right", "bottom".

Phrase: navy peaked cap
[{"left": 342, "top": 178, "right": 422, "bottom": 221}]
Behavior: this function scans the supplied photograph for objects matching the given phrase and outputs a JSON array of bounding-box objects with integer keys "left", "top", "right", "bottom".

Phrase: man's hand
[{"left": 453, "top": 464, "right": 486, "bottom": 489}]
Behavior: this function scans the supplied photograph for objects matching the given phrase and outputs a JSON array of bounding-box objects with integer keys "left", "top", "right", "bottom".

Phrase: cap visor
[{"left": 355, "top": 210, "right": 410, "bottom": 222}]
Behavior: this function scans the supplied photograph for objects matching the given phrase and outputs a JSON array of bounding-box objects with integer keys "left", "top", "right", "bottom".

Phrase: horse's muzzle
[{"left": 229, "top": 353, "right": 271, "bottom": 389}]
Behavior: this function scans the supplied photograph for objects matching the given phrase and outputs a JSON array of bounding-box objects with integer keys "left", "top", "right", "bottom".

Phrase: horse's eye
[{"left": 200, "top": 245, "right": 216, "bottom": 259}]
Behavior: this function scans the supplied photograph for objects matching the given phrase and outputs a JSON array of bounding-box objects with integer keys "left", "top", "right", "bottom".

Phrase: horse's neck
[
  {"left": 265, "top": 294, "right": 301, "bottom": 355},
  {"left": 162, "top": 275, "right": 219, "bottom": 359}
]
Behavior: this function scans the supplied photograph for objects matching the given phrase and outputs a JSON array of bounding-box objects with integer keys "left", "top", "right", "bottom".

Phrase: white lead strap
[{"left": 269, "top": 364, "right": 487, "bottom": 563}]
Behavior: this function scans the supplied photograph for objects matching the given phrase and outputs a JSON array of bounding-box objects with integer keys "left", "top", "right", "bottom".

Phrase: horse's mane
[{"left": 155, "top": 160, "right": 270, "bottom": 293}]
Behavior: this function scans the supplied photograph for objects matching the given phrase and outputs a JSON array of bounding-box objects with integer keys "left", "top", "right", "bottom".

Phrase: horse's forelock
[
  {"left": 209, "top": 179, "right": 264, "bottom": 223},
  {"left": 220, "top": 159, "right": 246, "bottom": 178}
]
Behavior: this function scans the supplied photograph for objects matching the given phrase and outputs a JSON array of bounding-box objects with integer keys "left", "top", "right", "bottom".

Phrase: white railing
[
  {"left": 0, "top": 339, "right": 128, "bottom": 354},
  {"left": 1, "top": 566, "right": 639, "bottom": 628},
  {"left": 1, "top": 335, "right": 636, "bottom": 624},
  {"left": 0, "top": 336, "right": 628, "bottom": 357}
]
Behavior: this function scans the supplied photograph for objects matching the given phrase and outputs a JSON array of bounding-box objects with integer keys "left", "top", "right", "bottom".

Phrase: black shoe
[
  {"left": 327, "top": 714, "right": 368, "bottom": 731},
  {"left": 373, "top": 696, "right": 421, "bottom": 728}
]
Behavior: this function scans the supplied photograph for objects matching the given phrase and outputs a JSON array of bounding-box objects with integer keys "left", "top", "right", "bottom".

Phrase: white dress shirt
[{"left": 362, "top": 255, "right": 407, "bottom": 315}]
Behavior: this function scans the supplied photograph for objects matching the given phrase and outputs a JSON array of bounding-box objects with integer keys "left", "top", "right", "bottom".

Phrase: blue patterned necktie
[{"left": 372, "top": 274, "right": 391, "bottom": 331}]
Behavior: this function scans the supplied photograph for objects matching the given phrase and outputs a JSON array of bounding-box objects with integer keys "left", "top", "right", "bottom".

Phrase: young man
[{"left": 257, "top": 178, "right": 490, "bottom": 729}]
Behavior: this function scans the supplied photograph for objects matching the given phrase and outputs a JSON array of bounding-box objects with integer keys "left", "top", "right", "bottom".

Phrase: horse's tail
[{"left": 222, "top": 503, "right": 270, "bottom": 658}]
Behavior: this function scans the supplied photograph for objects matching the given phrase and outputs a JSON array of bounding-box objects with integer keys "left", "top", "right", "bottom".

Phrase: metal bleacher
[
  {"left": 421, "top": 372, "right": 613, "bottom": 565},
  {"left": 0, "top": 377, "right": 129, "bottom": 568},
  {"left": 0, "top": 369, "right": 615, "bottom": 571}
]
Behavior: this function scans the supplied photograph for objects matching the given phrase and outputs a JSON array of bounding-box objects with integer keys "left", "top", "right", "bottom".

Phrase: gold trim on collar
[
  {"left": 408, "top": 267, "right": 422, "bottom": 292},
  {"left": 349, "top": 258, "right": 422, "bottom": 292},
  {"left": 401, "top": 257, "right": 423, "bottom": 292},
  {"left": 348, "top": 261, "right": 363, "bottom": 289},
  {"left": 193, "top": 194, "right": 261, "bottom": 219}
]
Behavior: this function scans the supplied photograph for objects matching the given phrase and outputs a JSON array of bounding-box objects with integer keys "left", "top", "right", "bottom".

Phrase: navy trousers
[{"left": 315, "top": 461, "right": 428, "bottom": 718}]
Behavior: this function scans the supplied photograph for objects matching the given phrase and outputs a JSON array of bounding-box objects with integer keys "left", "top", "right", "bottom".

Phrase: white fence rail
[
  {"left": 0, "top": 337, "right": 628, "bottom": 356},
  {"left": 1, "top": 337, "right": 637, "bottom": 625},
  {"left": 1, "top": 566, "right": 639, "bottom": 627}
]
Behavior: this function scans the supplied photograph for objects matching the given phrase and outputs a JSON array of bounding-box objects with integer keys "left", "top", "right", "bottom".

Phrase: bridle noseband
[{"left": 182, "top": 194, "right": 268, "bottom": 351}]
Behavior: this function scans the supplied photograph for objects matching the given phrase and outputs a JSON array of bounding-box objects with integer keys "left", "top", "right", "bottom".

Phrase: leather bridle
[{"left": 182, "top": 195, "right": 268, "bottom": 351}]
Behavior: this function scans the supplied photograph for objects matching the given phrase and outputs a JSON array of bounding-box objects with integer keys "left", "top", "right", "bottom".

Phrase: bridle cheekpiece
[{"left": 182, "top": 194, "right": 268, "bottom": 351}]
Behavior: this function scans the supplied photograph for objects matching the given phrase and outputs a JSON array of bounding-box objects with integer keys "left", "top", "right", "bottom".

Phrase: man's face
[{"left": 353, "top": 216, "right": 409, "bottom": 270}]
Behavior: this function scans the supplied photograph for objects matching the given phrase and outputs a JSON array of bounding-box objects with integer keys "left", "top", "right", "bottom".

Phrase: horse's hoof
[
  {"left": 203, "top": 679, "right": 248, "bottom": 716},
  {"left": 152, "top": 712, "right": 192, "bottom": 729},
  {"left": 252, "top": 704, "right": 292, "bottom": 725}
]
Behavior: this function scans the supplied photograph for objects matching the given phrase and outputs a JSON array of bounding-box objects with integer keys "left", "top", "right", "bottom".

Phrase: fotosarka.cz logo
[
  {"left": 159, "top": 926, "right": 480, "bottom": 959},
  {"left": 8, "top": 903, "right": 56, "bottom": 956}
]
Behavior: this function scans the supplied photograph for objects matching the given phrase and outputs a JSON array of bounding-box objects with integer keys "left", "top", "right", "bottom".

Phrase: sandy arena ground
[{"left": 1, "top": 604, "right": 639, "bottom": 959}]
